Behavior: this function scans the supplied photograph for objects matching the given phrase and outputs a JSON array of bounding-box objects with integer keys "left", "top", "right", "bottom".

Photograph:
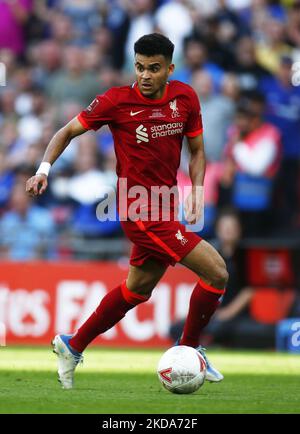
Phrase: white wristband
[{"left": 36, "top": 162, "right": 51, "bottom": 176}]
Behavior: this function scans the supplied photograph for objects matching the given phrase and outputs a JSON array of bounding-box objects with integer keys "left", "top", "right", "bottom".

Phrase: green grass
[{"left": 0, "top": 346, "right": 299, "bottom": 414}]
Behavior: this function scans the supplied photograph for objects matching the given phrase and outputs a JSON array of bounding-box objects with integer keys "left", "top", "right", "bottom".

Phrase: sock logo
[{"left": 136, "top": 124, "right": 149, "bottom": 143}]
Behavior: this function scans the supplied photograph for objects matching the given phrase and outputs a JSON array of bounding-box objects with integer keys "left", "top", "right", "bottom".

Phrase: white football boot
[
  {"left": 196, "top": 346, "right": 224, "bottom": 383},
  {"left": 52, "top": 334, "right": 83, "bottom": 389}
]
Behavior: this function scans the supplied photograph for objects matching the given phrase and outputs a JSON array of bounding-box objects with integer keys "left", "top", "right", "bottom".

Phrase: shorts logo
[
  {"left": 169, "top": 99, "right": 180, "bottom": 118},
  {"left": 136, "top": 124, "right": 149, "bottom": 143},
  {"left": 175, "top": 229, "right": 188, "bottom": 245}
]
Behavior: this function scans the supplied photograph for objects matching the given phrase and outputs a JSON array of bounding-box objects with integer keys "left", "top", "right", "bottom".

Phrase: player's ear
[{"left": 168, "top": 63, "right": 175, "bottom": 77}]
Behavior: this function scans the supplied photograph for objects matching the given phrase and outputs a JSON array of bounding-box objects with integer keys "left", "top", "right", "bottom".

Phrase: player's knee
[
  {"left": 211, "top": 264, "right": 228, "bottom": 289},
  {"left": 127, "top": 279, "right": 156, "bottom": 298},
  {"left": 130, "top": 286, "right": 154, "bottom": 298}
]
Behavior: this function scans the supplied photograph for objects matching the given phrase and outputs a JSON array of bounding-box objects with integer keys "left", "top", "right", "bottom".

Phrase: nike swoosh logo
[{"left": 130, "top": 110, "right": 145, "bottom": 116}]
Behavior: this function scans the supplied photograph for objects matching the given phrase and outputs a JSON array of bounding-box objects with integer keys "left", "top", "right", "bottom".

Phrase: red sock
[
  {"left": 179, "top": 278, "right": 225, "bottom": 348},
  {"left": 69, "top": 281, "right": 149, "bottom": 352}
]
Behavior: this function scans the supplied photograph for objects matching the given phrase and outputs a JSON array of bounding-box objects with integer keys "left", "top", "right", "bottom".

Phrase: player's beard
[{"left": 140, "top": 79, "right": 168, "bottom": 99}]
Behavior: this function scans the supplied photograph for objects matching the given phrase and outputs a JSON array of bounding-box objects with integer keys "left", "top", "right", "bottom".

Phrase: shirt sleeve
[
  {"left": 77, "top": 91, "right": 115, "bottom": 131},
  {"left": 185, "top": 89, "right": 203, "bottom": 137}
]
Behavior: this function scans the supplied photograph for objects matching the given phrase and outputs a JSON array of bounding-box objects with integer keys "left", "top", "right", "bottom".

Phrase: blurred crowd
[{"left": 0, "top": 0, "right": 300, "bottom": 261}]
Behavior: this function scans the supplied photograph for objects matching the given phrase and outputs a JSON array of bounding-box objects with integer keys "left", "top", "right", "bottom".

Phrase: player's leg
[
  {"left": 52, "top": 259, "right": 167, "bottom": 388},
  {"left": 68, "top": 258, "right": 167, "bottom": 353},
  {"left": 181, "top": 239, "right": 228, "bottom": 288},
  {"left": 179, "top": 240, "right": 228, "bottom": 348},
  {"left": 178, "top": 240, "right": 228, "bottom": 382},
  {"left": 126, "top": 258, "right": 168, "bottom": 297}
]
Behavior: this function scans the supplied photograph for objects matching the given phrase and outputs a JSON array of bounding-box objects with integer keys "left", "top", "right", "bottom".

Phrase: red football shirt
[{"left": 77, "top": 80, "right": 203, "bottom": 218}]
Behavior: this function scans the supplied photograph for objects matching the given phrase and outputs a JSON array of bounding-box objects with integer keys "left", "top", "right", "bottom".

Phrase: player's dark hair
[{"left": 134, "top": 33, "right": 174, "bottom": 62}]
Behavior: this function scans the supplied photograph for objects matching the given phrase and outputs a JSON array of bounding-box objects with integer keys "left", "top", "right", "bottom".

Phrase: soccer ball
[{"left": 157, "top": 345, "right": 207, "bottom": 394}]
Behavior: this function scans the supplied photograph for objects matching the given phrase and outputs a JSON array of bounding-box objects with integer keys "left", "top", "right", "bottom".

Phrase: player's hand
[
  {"left": 26, "top": 174, "right": 48, "bottom": 196},
  {"left": 184, "top": 186, "right": 204, "bottom": 225}
]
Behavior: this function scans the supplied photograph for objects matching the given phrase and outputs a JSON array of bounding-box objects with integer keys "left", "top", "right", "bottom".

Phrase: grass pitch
[{"left": 0, "top": 346, "right": 299, "bottom": 414}]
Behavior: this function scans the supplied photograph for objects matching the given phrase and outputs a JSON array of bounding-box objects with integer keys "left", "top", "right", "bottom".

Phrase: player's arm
[
  {"left": 185, "top": 133, "right": 206, "bottom": 224},
  {"left": 26, "top": 117, "right": 87, "bottom": 197},
  {"left": 187, "top": 133, "right": 206, "bottom": 188}
]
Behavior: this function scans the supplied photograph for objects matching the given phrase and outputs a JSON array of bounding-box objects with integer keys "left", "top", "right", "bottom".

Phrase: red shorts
[{"left": 121, "top": 219, "right": 202, "bottom": 268}]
